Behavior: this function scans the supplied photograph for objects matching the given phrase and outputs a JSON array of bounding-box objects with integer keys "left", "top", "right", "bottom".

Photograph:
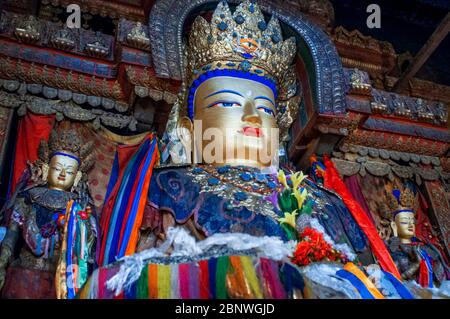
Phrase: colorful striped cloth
[
  {"left": 78, "top": 256, "right": 292, "bottom": 299},
  {"left": 418, "top": 248, "right": 434, "bottom": 288},
  {"left": 336, "top": 262, "right": 385, "bottom": 299},
  {"left": 98, "top": 134, "right": 159, "bottom": 266},
  {"left": 55, "top": 200, "right": 93, "bottom": 299}
]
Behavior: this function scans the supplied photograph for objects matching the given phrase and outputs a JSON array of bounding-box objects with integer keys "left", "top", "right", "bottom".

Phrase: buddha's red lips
[{"left": 240, "top": 127, "right": 263, "bottom": 137}]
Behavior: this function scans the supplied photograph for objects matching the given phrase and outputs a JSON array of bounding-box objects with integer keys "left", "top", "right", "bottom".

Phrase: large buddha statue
[
  {"left": 79, "top": 1, "right": 426, "bottom": 300},
  {"left": 136, "top": 0, "right": 371, "bottom": 264},
  {"left": 0, "top": 129, "right": 97, "bottom": 299},
  {"left": 384, "top": 187, "right": 449, "bottom": 287}
]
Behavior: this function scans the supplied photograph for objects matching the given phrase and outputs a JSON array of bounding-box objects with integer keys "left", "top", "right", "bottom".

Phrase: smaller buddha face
[
  {"left": 192, "top": 76, "right": 278, "bottom": 168},
  {"left": 392, "top": 211, "right": 416, "bottom": 241},
  {"left": 47, "top": 153, "right": 79, "bottom": 191}
]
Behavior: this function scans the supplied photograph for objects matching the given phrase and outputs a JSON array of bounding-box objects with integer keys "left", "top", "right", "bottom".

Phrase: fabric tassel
[
  {"left": 189, "top": 262, "right": 200, "bottom": 299},
  {"left": 336, "top": 263, "right": 384, "bottom": 299},
  {"left": 208, "top": 258, "right": 217, "bottom": 299},
  {"left": 170, "top": 263, "right": 180, "bottom": 299},
  {"left": 148, "top": 264, "right": 158, "bottom": 299},
  {"left": 199, "top": 260, "right": 210, "bottom": 299},
  {"left": 137, "top": 265, "right": 149, "bottom": 299},
  {"left": 240, "top": 256, "right": 263, "bottom": 299},
  {"left": 98, "top": 135, "right": 159, "bottom": 267},
  {"left": 179, "top": 264, "right": 190, "bottom": 299},
  {"left": 98, "top": 268, "right": 108, "bottom": 299},
  {"left": 215, "top": 256, "right": 229, "bottom": 299},
  {"left": 157, "top": 264, "right": 171, "bottom": 299},
  {"left": 260, "top": 258, "right": 286, "bottom": 299}
]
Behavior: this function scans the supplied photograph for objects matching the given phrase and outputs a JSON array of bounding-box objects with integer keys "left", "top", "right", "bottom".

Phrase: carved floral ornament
[
  {"left": 0, "top": 90, "right": 137, "bottom": 131},
  {"left": 0, "top": 78, "right": 129, "bottom": 113},
  {"left": 125, "top": 66, "right": 179, "bottom": 104},
  {"left": 371, "top": 89, "right": 448, "bottom": 126},
  {"left": 346, "top": 128, "right": 449, "bottom": 157},
  {"left": 342, "top": 67, "right": 449, "bottom": 126},
  {"left": 316, "top": 112, "right": 363, "bottom": 137},
  {"left": 333, "top": 26, "right": 396, "bottom": 56},
  {"left": 0, "top": 57, "right": 123, "bottom": 100},
  {"left": 332, "top": 143, "right": 450, "bottom": 185},
  {"left": 40, "top": 0, "right": 145, "bottom": 22}
]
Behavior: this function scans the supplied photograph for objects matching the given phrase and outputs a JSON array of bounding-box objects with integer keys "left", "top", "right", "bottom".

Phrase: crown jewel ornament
[{"left": 187, "top": 0, "right": 296, "bottom": 89}]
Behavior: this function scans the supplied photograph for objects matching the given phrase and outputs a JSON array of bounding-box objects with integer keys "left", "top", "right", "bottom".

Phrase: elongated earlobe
[
  {"left": 390, "top": 221, "right": 398, "bottom": 237},
  {"left": 42, "top": 163, "right": 49, "bottom": 182},
  {"left": 176, "top": 116, "right": 194, "bottom": 164}
]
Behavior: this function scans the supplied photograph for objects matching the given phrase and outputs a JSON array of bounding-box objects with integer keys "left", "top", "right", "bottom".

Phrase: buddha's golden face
[
  {"left": 192, "top": 76, "right": 278, "bottom": 168},
  {"left": 392, "top": 211, "right": 416, "bottom": 242},
  {"left": 47, "top": 153, "right": 79, "bottom": 191}
]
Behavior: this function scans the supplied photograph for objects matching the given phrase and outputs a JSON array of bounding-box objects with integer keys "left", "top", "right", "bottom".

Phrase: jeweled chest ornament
[{"left": 188, "top": 165, "right": 281, "bottom": 220}]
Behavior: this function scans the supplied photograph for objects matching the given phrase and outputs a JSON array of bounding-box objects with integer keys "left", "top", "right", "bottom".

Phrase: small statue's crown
[
  {"left": 38, "top": 128, "right": 95, "bottom": 173},
  {"left": 386, "top": 188, "right": 415, "bottom": 219},
  {"left": 184, "top": 0, "right": 300, "bottom": 141}
]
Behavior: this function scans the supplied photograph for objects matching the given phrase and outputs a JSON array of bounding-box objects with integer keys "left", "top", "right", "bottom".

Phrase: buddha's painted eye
[
  {"left": 257, "top": 106, "right": 275, "bottom": 117},
  {"left": 208, "top": 101, "right": 242, "bottom": 108}
]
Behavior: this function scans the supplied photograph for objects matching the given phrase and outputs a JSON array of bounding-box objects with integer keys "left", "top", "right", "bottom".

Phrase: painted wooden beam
[{"left": 393, "top": 12, "right": 450, "bottom": 92}]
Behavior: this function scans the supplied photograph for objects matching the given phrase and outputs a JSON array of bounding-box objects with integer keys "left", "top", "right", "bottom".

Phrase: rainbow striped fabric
[
  {"left": 78, "top": 255, "right": 301, "bottom": 299},
  {"left": 98, "top": 135, "right": 159, "bottom": 266}
]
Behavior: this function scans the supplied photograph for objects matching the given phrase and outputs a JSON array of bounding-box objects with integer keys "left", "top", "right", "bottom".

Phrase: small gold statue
[
  {"left": 0, "top": 128, "right": 96, "bottom": 298},
  {"left": 385, "top": 187, "right": 447, "bottom": 286}
]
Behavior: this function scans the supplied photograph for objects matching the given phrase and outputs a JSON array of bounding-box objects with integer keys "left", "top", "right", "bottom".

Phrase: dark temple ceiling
[{"left": 331, "top": 0, "right": 450, "bottom": 86}]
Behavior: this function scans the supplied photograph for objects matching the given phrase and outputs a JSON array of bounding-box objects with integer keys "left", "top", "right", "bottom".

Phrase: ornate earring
[
  {"left": 42, "top": 163, "right": 49, "bottom": 182},
  {"left": 176, "top": 116, "right": 194, "bottom": 164},
  {"left": 73, "top": 171, "right": 82, "bottom": 189}
]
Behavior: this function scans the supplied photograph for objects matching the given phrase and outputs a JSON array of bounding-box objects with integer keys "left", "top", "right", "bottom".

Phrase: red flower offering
[{"left": 291, "top": 227, "right": 345, "bottom": 266}]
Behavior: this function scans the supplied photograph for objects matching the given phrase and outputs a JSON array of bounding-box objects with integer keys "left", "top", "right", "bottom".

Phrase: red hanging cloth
[
  {"left": 323, "top": 156, "right": 402, "bottom": 279},
  {"left": 10, "top": 112, "right": 55, "bottom": 195}
]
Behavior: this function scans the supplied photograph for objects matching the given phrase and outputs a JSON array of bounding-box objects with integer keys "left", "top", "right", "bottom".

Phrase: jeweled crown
[
  {"left": 184, "top": 0, "right": 301, "bottom": 141},
  {"left": 38, "top": 129, "right": 95, "bottom": 173},
  {"left": 386, "top": 188, "right": 415, "bottom": 219}
]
